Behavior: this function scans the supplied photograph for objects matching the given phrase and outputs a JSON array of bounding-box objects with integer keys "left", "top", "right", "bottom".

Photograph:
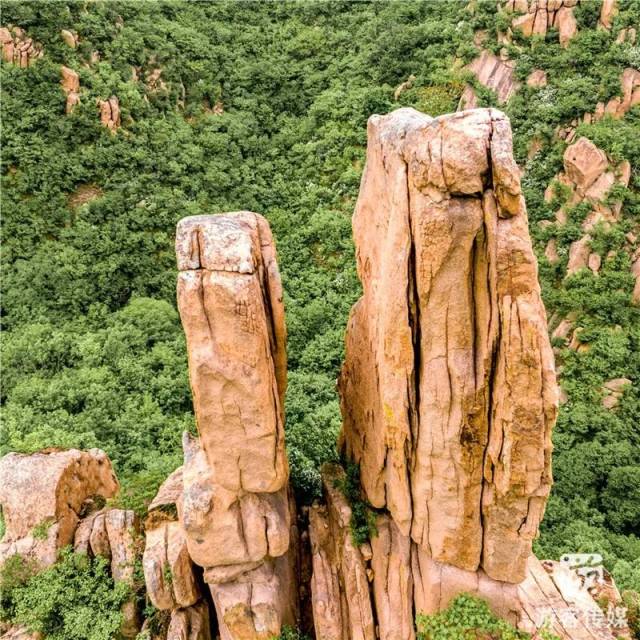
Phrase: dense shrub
[{"left": 0, "top": 549, "right": 128, "bottom": 639}]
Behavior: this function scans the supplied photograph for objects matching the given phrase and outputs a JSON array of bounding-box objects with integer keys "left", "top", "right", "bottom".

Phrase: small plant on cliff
[
  {"left": 416, "top": 593, "right": 559, "bottom": 640},
  {"left": 335, "top": 460, "right": 378, "bottom": 546},
  {"left": 271, "top": 626, "right": 312, "bottom": 640},
  {"left": 31, "top": 518, "right": 54, "bottom": 541}
]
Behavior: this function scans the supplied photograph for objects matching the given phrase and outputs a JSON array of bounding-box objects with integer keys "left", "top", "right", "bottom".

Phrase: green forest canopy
[{"left": 1, "top": 0, "right": 639, "bottom": 590}]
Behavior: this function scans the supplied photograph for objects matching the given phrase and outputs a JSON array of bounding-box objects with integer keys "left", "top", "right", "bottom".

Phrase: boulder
[
  {"left": 60, "top": 29, "right": 78, "bottom": 48},
  {"left": 527, "top": 69, "right": 547, "bottom": 88},
  {"left": 60, "top": 66, "right": 80, "bottom": 114},
  {"left": 167, "top": 602, "right": 211, "bottom": 640},
  {"left": 563, "top": 138, "right": 608, "bottom": 191},
  {"left": 143, "top": 521, "right": 200, "bottom": 611},
  {"left": 98, "top": 96, "right": 121, "bottom": 131},
  {"left": 567, "top": 236, "right": 592, "bottom": 276},
  {"left": 0, "top": 449, "right": 118, "bottom": 568},
  {"left": 598, "top": 0, "right": 618, "bottom": 30}
]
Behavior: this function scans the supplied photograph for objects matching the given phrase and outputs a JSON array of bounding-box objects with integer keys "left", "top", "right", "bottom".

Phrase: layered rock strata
[{"left": 175, "top": 211, "right": 297, "bottom": 640}]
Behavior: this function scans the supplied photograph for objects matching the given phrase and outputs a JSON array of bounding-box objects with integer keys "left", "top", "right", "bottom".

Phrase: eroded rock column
[
  {"left": 175, "top": 212, "right": 296, "bottom": 640},
  {"left": 339, "top": 107, "right": 557, "bottom": 584}
]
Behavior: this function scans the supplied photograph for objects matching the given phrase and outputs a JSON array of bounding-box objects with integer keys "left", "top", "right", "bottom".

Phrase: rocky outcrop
[
  {"left": 61, "top": 66, "right": 80, "bottom": 114},
  {"left": 504, "top": 0, "right": 578, "bottom": 47},
  {"left": 308, "top": 465, "right": 375, "bottom": 640},
  {"left": 527, "top": 69, "right": 547, "bottom": 88},
  {"left": 601, "top": 378, "right": 632, "bottom": 409},
  {"left": 0, "top": 449, "right": 118, "bottom": 568},
  {"left": 339, "top": 107, "right": 556, "bottom": 583},
  {"left": 598, "top": 0, "right": 618, "bottom": 30},
  {"left": 315, "top": 106, "right": 625, "bottom": 640},
  {"left": 60, "top": 29, "right": 78, "bottom": 48},
  {"left": 459, "top": 50, "right": 519, "bottom": 110},
  {"left": 0, "top": 26, "right": 43, "bottom": 67},
  {"left": 557, "top": 68, "right": 640, "bottom": 142},
  {"left": 99, "top": 96, "right": 121, "bottom": 131},
  {"left": 174, "top": 211, "right": 297, "bottom": 640},
  {"left": 543, "top": 137, "right": 631, "bottom": 280}
]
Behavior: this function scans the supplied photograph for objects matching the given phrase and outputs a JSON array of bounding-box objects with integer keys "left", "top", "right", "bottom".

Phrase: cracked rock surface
[{"left": 339, "top": 107, "right": 557, "bottom": 584}]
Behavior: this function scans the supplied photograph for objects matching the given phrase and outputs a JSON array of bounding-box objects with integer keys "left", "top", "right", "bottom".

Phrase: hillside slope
[{"left": 1, "top": 0, "right": 638, "bottom": 592}]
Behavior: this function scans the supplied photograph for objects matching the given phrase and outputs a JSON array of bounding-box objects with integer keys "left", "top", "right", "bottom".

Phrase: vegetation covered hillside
[{"left": 1, "top": 0, "right": 639, "bottom": 595}]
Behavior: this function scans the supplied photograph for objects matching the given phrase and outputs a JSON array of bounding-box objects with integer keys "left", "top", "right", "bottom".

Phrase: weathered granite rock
[
  {"left": 60, "top": 29, "right": 78, "bottom": 48},
  {"left": 371, "top": 514, "right": 414, "bottom": 640},
  {"left": 527, "top": 69, "right": 547, "bottom": 88},
  {"left": 601, "top": 378, "right": 632, "bottom": 409},
  {"left": 413, "top": 551, "right": 620, "bottom": 639},
  {"left": 61, "top": 66, "right": 80, "bottom": 114},
  {"left": 505, "top": 0, "right": 579, "bottom": 47},
  {"left": 0, "top": 625, "right": 41, "bottom": 640},
  {"left": 99, "top": 95, "right": 121, "bottom": 131},
  {"left": 0, "top": 26, "right": 43, "bottom": 66},
  {"left": 175, "top": 212, "right": 288, "bottom": 500},
  {"left": 308, "top": 505, "right": 343, "bottom": 640},
  {"left": 167, "top": 602, "right": 212, "bottom": 640},
  {"left": 632, "top": 247, "right": 640, "bottom": 305},
  {"left": 175, "top": 211, "right": 295, "bottom": 640},
  {"left": 339, "top": 107, "right": 557, "bottom": 584},
  {"left": 144, "top": 521, "right": 200, "bottom": 611},
  {"left": 0, "top": 449, "right": 118, "bottom": 567},
  {"left": 148, "top": 466, "right": 183, "bottom": 514},
  {"left": 598, "top": 0, "right": 618, "bottom": 30},
  {"left": 308, "top": 465, "right": 375, "bottom": 640},
  {"left": 545, "top": 137, "right": 631, "bottom": 279},
  {"left": 564, "top": 138, "right": 608, "bottom": 191},
  {"left": 464, "top": 50, "right": 519, "bottom": 105},
  {"left": 558, "top": 69, "right": 640, "bottom": 142}
]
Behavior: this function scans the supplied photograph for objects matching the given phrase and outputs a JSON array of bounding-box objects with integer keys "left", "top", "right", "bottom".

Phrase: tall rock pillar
[
  {"left": 322, "top": 108, "right": 623, "bottom": 640},
  {"left": 175, "top": 212, "right": 297, "bottom": 640},
  {"left": 339, "top": 107, "right": 557, "bottom": 584}
]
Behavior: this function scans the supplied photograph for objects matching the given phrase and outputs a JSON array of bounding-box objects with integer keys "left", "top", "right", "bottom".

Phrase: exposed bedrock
[{"left": 0, "top": 448, "right": 119, "bottom": 568}]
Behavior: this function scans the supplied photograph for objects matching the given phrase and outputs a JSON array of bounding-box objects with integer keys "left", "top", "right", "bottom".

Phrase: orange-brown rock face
[
  {"left": 0, "top": 26, "right": 43, "bottom": 67},
  {"left": 0, "top": 449, "right": 119, "bottom": 568},
  {"left": 505, "top": 0, "right": 578, "bottom": 47},
  {"left": 175, "top": 212, "right": 296, "bottom": 640},
  {"left": 339, "top": 108, "right": 558, "bottom": 584},
  {"left": 98, "top": 96, "right": 121, "bottom": 131},
  {"left": 60, "top": 66, "right": 80, "bottom": 114}
]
